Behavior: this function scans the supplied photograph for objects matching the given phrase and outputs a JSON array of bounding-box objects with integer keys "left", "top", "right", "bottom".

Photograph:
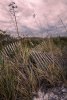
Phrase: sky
[{"left": 0, "top": 0, "right": 67, "bottom": 37}]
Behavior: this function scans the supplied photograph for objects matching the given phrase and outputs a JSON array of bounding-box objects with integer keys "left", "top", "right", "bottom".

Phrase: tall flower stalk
[{"left": 8, "top": 2, "right": 20, "bottom": 38}]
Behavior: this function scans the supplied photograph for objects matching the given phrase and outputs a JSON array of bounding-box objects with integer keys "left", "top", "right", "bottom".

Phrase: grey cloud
[{"left": 6, "top": 22, "right": 67, "bottom": 37}]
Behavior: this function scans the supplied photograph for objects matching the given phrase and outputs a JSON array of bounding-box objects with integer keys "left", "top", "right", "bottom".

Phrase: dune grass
[{"left": 0, "top": 35, "right": 67, "bottom": 100}]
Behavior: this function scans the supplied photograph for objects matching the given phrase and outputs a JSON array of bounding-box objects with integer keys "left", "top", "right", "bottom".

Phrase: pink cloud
[{"left": 0, "top": 0, "right": 67, "bottom": 36}]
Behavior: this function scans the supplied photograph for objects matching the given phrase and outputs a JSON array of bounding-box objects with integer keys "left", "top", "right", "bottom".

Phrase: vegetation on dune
[{"left": 0, "top": 31, "right": 67, "bottom": 100}]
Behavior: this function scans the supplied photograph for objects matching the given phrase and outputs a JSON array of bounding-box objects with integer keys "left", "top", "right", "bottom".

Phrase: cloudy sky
[{"left": 0, "top": 0, "right": 67, "bottom": 37}]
